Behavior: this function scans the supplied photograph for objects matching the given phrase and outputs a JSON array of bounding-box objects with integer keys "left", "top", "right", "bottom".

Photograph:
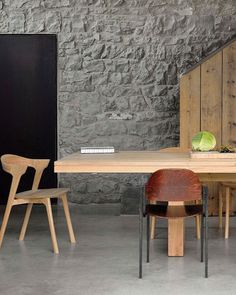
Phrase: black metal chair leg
[
  {"left": 139, "top": 195, "right": 144, "bottom": 279},
  {"left": 203, "top": 186, "right": 209, "bottom": 278},
  {"left": 147, "top": 214, "right": 150, "bottom": 263},
  {"left": 205, "top": 214, "right": 208, "bottom": 278},
  {"left": 201, "top": 214, "right": 204, "bottom": 262}
]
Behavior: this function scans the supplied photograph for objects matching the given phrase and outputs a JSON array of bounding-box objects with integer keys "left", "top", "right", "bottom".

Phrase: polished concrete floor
[{"left": 0, "top": 205, "right": 236, "bottom": 295}]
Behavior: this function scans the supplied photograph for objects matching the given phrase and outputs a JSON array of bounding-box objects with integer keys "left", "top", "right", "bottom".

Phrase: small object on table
[
  {"left": 80, "top": 146, "right": 115, "bottom": 154},
  {"left": 219, "top": 145, "right": 236, "bottom": 153},
  {"left": 191, "top": 131, "right": 216, "bottom": 152}
]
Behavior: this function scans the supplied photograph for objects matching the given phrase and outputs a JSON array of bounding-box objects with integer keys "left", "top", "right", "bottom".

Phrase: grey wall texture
[{"left": 1, "top": 0, "right": 236, "bottom": 213}]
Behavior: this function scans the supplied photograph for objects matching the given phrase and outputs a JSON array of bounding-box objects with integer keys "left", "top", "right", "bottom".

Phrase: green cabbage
[{"left": 192, "top": 131, "right": 216, "bottom": 151}]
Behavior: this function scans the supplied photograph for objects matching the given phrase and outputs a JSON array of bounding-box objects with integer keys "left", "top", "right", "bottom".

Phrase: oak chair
[
  {"left": 219, "top": 182, "right": 236, "bottom": 239},
  {"left": 0, "top": 154, "right": 76, "bottom": 254},
  {"left": 139, "top": 169, "right": 208, "bottom": 278}
]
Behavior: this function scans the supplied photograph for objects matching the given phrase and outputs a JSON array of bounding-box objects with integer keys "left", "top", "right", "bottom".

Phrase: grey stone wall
[{"left": 1, "top": 0, "right": 236, "bottom": 213}]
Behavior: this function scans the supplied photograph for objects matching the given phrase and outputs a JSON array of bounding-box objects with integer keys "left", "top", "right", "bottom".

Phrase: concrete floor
[{"left": 0, "top": 205, "right": 236, "bottom": 295}]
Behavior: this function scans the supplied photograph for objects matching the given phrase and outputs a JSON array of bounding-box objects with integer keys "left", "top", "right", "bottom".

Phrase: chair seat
[
  {"left": 16, "top": 188, "right": 69, "bottom": 199},
  {"left": 221, "top": 182, "right": 236, "bottom": 188},
  {"left": 146, "top": 204, "right": 203, "bottom": 218}
]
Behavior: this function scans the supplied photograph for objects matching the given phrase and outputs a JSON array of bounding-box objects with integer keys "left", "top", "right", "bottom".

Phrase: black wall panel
[{"left": 0, "top": 34, "right": 57, "bottom": 204}]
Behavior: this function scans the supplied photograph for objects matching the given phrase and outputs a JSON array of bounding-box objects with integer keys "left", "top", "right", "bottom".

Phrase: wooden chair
[
  {"left": 0, "top": 154, "right": 76, "bottom": 254},
  {"left": 151, "top": 147, "right": 201, "bottom": 241},
  {"left": 219, "top": 182, "right": 236, "bottom": 239},
  {"left": 139, "top": 169, "right": 208, "bottom": 278}
]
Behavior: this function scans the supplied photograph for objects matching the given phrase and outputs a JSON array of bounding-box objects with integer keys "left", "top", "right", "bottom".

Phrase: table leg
[{"left": 168, "top": 218, "right": 184, "bottom": 256}]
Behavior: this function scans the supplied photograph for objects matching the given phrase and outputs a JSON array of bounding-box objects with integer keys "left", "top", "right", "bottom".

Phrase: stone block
[
  {"left": 27, "top": 11, "right": 45, "bottom": 32},
  {"left": 75, "top": 92, "right": 101, "bottom": 115},
  {"left": 45, "top": 11, "right": 61, "bottom": 33},
  {"left": 0, "top": 11, "right": 8, "bottom": 32},
  {"left": 120, "top": 187, "right": 140, "bottom": 215},
  {"left": 45, "top": 0, "right": 71, "bottom": 8},
  {"left": 83, "top": 59, "right": 105, "bottom": 72},
  {"left": 9, "top": 12, "right": 25, "bottom": 33}
]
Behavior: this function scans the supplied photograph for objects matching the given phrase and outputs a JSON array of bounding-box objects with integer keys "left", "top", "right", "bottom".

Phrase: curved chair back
[
  {"left": 1, "top": 154, "right": 49, "bottom": 202},
  {"left": 145, "top": 169, "right": 201, "bottom": 202}
]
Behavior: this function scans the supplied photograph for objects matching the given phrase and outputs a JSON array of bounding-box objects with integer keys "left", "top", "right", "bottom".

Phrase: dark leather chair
[{"left": 139, "top": 169, "right": 208, "bottom": 278}]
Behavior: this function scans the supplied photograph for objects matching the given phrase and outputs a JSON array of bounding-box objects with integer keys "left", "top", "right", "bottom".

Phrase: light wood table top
[{"left": 54, "top": 151, "right": 236, "bottom": 174}]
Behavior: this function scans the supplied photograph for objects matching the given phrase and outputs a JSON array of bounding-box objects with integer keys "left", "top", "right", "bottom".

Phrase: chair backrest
[
  {"left": 145, "top": 169, "right": 201, "bottom": 202},
  {"left": 1, "top": 154, "right": 49, "bottom": 202}
]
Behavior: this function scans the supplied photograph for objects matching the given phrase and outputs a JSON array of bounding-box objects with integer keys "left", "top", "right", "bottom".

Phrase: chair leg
[
  {"left": 219, "top": 185, "right": 223, "bottom": 229},
  {"left": 203, "top": 185, "right": 208, "bottom": 278},
  {"left": 139, "top": 205, "right": 143, "bottom": 278},
  {"left": 200, "top": 214, "right": 204, "bottom": 262},
  {"left": 147, "top": 214, "right": 150, "bottom": 263},
  {"left": 196, "top": 216, "right": 200, "bottom": 240},
  {"left": 225, "top": 186, "right": 230, "bottom": 239},
  {"left": 61, "top": 194, "right": 76, "bottom": 243},
  {"left": 205, "top": 214, "right": 208, "bottom": 278},
  {"left": 150, "top": 216, "right": 156, "bottom": 240},
  {"left": 19, "top": 203, "right": 33, "bottom": 241},
  {"left": 0, "top": 203, "right": 13, "bottom": 248},
  {"left": 44, "top": 198, "right": 59, "bottom": 254}
]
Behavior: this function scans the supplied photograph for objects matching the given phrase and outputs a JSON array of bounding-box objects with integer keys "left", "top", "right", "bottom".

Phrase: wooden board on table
[{"left": 190, "top": 151, "right": 236, "bottom": 159}]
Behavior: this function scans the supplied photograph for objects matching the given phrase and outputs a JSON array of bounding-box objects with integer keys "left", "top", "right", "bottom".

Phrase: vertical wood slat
[
  {"left": 200, "top": 51, "right": 223, "bottom": 147},
  {"left": 180, "top": 66, "right": 201, "bottom": 150},
  {"left": 201, "top": 52, "right": 223, "bottom": 216},
  {"left": 222, "top": 41, "right": 236, "bottom": 146}
]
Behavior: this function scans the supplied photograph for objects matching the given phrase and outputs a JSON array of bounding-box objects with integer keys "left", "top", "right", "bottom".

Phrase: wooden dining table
[{"left": 54, "top": 151, "right": 236, "bottom": 256}]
